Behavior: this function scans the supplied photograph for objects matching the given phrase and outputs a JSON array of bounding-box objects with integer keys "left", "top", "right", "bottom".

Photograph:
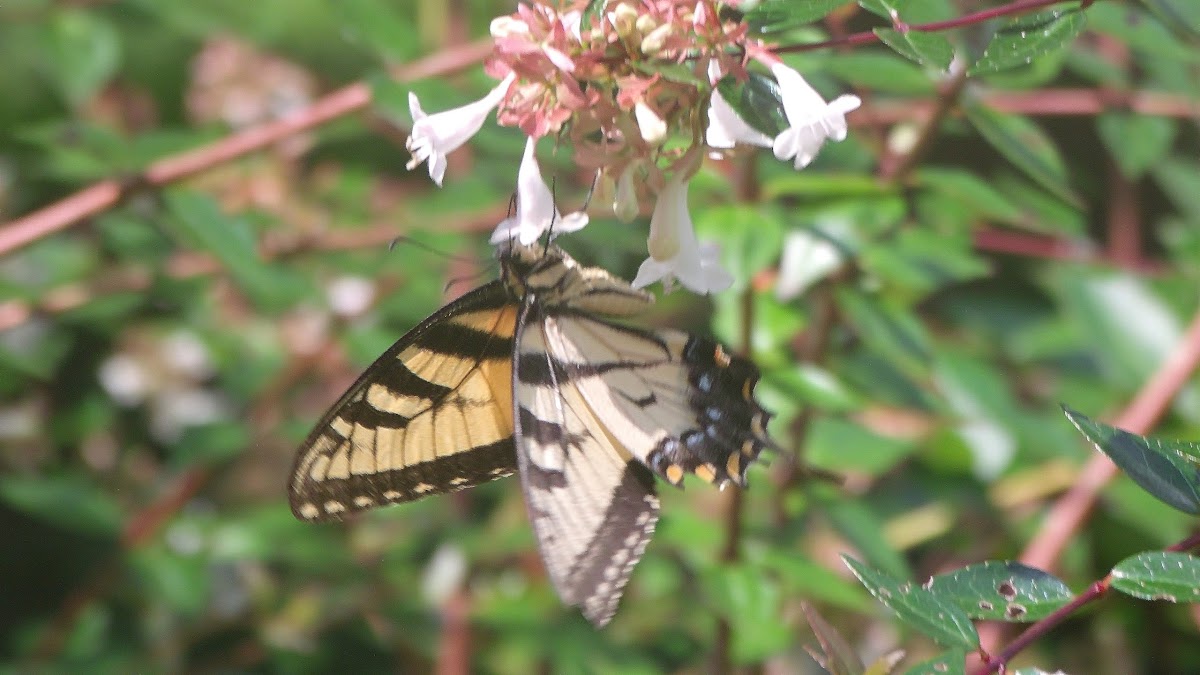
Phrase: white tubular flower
[
  {"left": 769, "top": 62, "right": 861, "bottom": 169},
  {"left": 632, "top": 176, "right": 733, "bottom": 295},
  {"left": 490, "top": 136, "right": 589, "bottom": 246},
  {"left": 706, "top": 87, "right": 773, "bottom": 150},
  {"left": 406, "top": 72, "right": 517, "bottom": 186}
]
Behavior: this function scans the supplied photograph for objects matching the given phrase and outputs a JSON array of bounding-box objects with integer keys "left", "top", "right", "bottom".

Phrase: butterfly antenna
[
  {"left": 580, "top": 169, "right": 601, "bottom": 212},
  {"left": 388, "top": 236, "right": 477, "bottom": 263}
]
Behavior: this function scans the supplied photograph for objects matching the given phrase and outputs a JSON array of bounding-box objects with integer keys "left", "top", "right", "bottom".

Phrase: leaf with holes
[
  {"left": 1063, "top": 406, "right": 1200, "bottom": 515},
  {"left": 1111, "top": 552, "right": 1200, "bottom": 603},
  {"left": 844, "top": 556, "right": 979, "bottom": 650},
  {"left": 926, "top": 561, "right": 1074, "bottom": 622},
  {"left": 970, "top": 8, "right": 1087, "bottom": 75}
]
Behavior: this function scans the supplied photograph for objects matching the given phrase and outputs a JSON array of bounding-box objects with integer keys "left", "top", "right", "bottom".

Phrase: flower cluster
[{"left": 405, "top": 0, "right": 861, "bottom": 294}]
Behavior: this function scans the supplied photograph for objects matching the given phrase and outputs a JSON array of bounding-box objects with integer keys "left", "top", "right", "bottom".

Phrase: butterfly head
[{"left": 496, "top": 242, "right": 580, "bottom": 296}]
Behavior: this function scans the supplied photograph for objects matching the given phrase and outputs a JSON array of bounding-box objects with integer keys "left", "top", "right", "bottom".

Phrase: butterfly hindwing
[
  {"left": 513, "top": 301, "right": 660, "bottom": 627},
  {"left": 289, "top": 282, "right": 520, "bottom": 522}
]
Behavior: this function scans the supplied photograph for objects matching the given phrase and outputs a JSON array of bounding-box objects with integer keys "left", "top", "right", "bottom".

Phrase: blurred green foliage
[{"left": 1, "top": 0, "right": 1198, "bottom": 673}]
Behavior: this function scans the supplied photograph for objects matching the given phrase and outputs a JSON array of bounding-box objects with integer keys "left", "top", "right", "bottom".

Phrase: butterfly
[{"left": 289, "top": 242, "right": 774, "bottom": 626}]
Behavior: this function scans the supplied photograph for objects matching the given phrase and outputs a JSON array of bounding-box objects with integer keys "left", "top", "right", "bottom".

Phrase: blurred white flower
[
  {"left": 775, "top": 230, "right": 844, "bottom": 300},
  {"left": 406, "top": 72, "right": 516, "bottom": 186},
  {"left": 162, "top": 330, "right": 214, "bottom": 380},
  {"left": 422, "top": 543, "right": 468, "bottom": 606},
  {"left": 326, "top": 275, "right": 376, "bottom": 318},
  {"left": 99, "top": 354, "right": 150, "bottom": 407},
  {"left": 632, "top": 176, "right": 732, "bottom": 295},
  {"left": 769, "top": 61, "right": 861, "bottom": 169},
  {"left": 490, "top": 136, "right": 589, "bottom": 246}
]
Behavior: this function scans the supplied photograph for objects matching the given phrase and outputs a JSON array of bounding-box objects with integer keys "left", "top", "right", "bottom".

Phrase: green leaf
[
  {"left": 836, "top": 289, "right": 933, "bottom": 375},
  {"left": 0, "top": 475, "right": 122, "bottom": 536},
  {"left": 1139, "top": 0, "right": 1200, "bottom": 40},
  {"left": 875, "top": 29, "right": 954, "bottom": 70},
  {"left": 963, "top": 103, "right": 1081, "bottom": 207},
  {"left": 927, "top": 561, "right": 1074, "bottom": 622},
  {"left": 970, "top": 8, "right": 1087, "bottom": 75},
  {"left": 917, "top": 168, "right": 1025, "bottom": 225},
  {"left": 844, "top": 556, "right": 980, "bottom": 649},
  {"left": 173, "top": 422, "right": 249, "bottom": 467},
  {"left": 904, "top": 650, "right": 968, "bottom": 675},
  {"left": 1063, "top": 406, "right": 1200, "bottom": 514},
  {"left": 807, "top": 417, "right": 918, "bottom": 475},
  {"left": 765, "top": 364, "right": 862, "bottom": 412},
  {"left": 1087, "top": 3, "right": 1200, "bottom": 63},
  {"left": 1110, "top": 552, "right": 1200, "bottom": 603},
  {"left": 705, "top": 564, "right": 791, "bottom": 663},
  {"left": 1154, "top": 159, "right": 1200, "bottom": 220},
  {"left": 42, "top": 9, "right": 121, "bottom": 108},
  {"left": 716, "top": 72, "right": 786, "bottom": 138},
  {"left": 826, "top": 496, "right": 913, "bottom": 580},
  {"left": 826, "top": 52, "right": 936, "bottom": 95},
  {"left": 337, "top": 0, "right": 420, "bottom": 62},
  {"left": 1097, "top": 113, "right": 1177, "bottom": 179},
  {"left": 744, "top": 0, "right": 850, "bottom": 32},
  {"left": 162, "top": 190, "right": 309, "bottom": 311}
]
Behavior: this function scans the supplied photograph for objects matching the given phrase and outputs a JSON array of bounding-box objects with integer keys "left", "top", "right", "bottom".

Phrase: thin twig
[
  {"left": 973, "top": 531, "right": 1200, "bottom": 674},
  {"left": 777, "top": 0, "right": 1095, "bottom": 54}
]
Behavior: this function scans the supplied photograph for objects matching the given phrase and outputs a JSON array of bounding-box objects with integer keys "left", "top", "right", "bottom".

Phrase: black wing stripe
[
  {"left": 295, "top": 436, "right": 519, "bottom": 518},
  {"left": 412, "top": 320, "right": 514, "bottom": 359}
]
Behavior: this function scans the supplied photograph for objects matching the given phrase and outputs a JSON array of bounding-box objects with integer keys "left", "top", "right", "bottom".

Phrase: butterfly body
[{"left": 289, "top": 243, "right": 772, "bottom": 625}]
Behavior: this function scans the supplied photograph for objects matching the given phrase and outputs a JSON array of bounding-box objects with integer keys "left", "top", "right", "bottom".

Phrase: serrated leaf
[
  {"left": 1063, "top": 406, "right": 1200, "bottom": 514},
  {"left": 964, "top": 103, "right": 1080, "bottom": 207},
  {"left": 844, "top": 556, "right": 980, "bottom": 649},
  {"left": 745, "top": 0, "right": 851, "bottom": 32},
  {"left": 970, "top": 8, "right": 1087, "bottom": 75},
  {"left": 927, "top": 561, "right": 1074, "bottom": 622},
  {"left": 875, "top": 29, "right": 954, "bottom": 70},
  {"left": 1110, "top": 552, "right": 1200, "bottom": 603},
  {"left": 1096, "top": 113, "right": 1177, "bottom": 180},
  {"left": 903, "top": 650, "right": 968, "bottom": 675}
]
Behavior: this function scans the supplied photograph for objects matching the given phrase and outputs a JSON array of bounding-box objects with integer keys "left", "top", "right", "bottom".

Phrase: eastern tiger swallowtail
[{"left": 289, "top": 243, "right": 774, "bottom": 626}]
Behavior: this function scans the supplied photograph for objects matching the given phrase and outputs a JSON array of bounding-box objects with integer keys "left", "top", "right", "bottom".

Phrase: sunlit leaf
[
  {"left": 1110, "top": 552, "right": 1200, "bottom": 603},
  {"left": 970, "top": 8, "right": 1087, "bottom": 75},
  {"left": 927, "top": 561, "right": 1074, "bottom": 622},
  {"left": 844, "top": 556, "right": 980, "bottom": 649},
  {"left": 1063, "top": 406, "right": 1200, "bottom": 514}
]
